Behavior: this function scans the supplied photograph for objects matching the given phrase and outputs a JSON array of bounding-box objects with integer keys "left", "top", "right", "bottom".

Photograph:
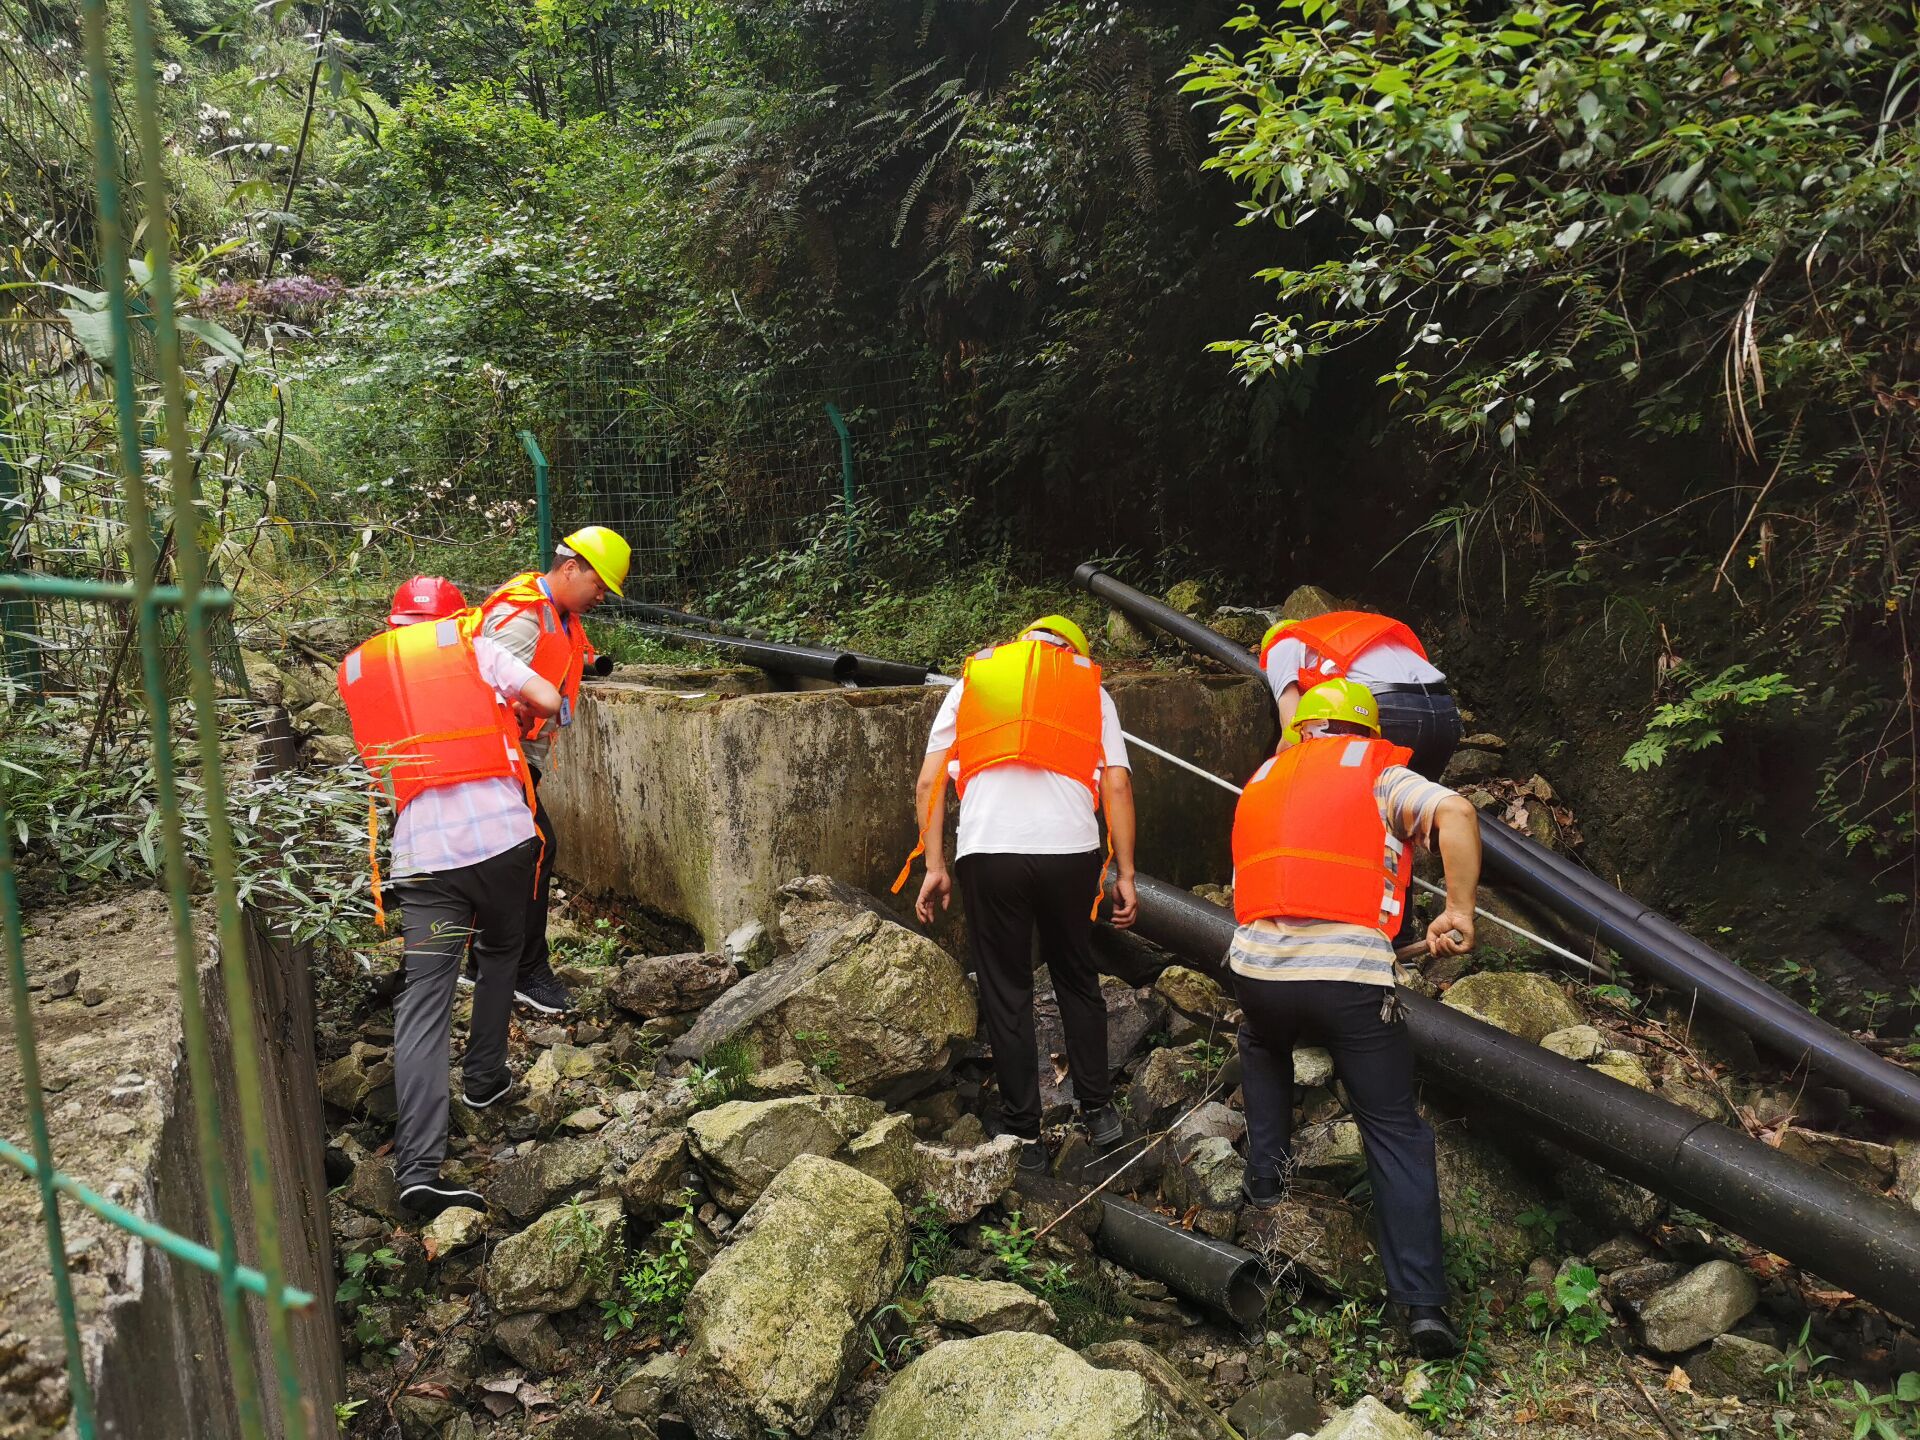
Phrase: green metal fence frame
[{"left": 0, "top": 2, "right": 316, "bottom": 1435}]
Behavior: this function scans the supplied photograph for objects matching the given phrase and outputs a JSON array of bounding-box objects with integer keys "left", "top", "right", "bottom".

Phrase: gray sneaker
[
  {"left": 513, "top": 967, "right": 572, "bottom": 1015},
  {"left": 1082, "top": 1105, "right": 1123, "bottom": 1148}
]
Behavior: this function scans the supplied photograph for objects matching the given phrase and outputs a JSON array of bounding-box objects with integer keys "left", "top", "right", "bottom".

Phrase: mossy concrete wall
[{"left": 544, "top": 669, "right": 1270, "bottom": 947}]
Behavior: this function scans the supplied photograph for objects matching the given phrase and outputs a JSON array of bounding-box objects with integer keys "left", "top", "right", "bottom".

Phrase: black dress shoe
[
  {"left": 1242, "top": 1171, "right": 1285, "bottom": 1210},
  {"left": 1017, "top": 1139, "right": 1049, "bottom": 1173},
  {"left": 1407, "top": 1304, "right": 1460, "bottom": 1359}
]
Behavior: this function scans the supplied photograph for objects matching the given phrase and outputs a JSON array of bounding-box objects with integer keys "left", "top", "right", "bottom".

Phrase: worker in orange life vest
[
  {"left": 898, "top": 615, "right": 1138, "bottom": 1174},
  {"left": 1258, "top": 610, "right": 1461, "bottom": 781},
  {"left": 468, "top": 526, "right": 630, "bottom": 1016},
  {"left": 1229, "top": 678, "right": 1479, "bottom": 1359},
  {"left": 338, "top": 576, "right": 561, "bottom": 1218}
]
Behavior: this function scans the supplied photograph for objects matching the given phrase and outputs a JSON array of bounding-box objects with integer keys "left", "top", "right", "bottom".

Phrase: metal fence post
[
  {"left": 520, "top": 429, "right": 553, "bottom": 569},
  {"left": 824, "top": 401, "right": 853, "bottom": 565}
]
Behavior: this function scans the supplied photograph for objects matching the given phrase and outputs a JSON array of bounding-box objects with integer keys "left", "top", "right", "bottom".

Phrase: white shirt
[
  {"left": 925, "top": 641, "right": 1130, "bottom": 859},
  {"left": 390, "top": 637, "right": 540, "bottom": 878},
  {"left": 1263, "top": 634, "right": 1445, "bottom": 700}
]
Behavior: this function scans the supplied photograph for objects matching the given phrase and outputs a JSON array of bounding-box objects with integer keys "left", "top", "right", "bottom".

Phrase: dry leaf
[
  {"left": 1666, "top": 1366, "right": 1692, "bottom": 1394},
  {"left": 1514, "top": 1408, "right": 1536, "bottom": 1424}
]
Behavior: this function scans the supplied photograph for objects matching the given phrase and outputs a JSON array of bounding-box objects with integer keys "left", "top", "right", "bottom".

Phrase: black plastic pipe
[
  {"left": 1094, "top": 1194, "right": 1269, "bottom": 1324},
  {"left": 1073, "top": 562, "right": 1920, "bottom": 1126},
  {"left": 1123, "top": 875, "right": 1920, "bottom": 1324},
  {"left": 631, "top": 622, "right": 860, "bottom": 684}
]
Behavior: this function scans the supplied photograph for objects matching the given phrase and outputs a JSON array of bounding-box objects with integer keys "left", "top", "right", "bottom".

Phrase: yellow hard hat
[
  {"left": 1286, "top": 677, "right": 1381, "bottom": 745},
  {"left": 1258, "top": 618, "right": 1299, "bottom": 655},
  {"left": 1024, "top": 613, "right": 1091, "bottom": 658},
  {"left": 558, "top": 525, "right": 630, "bottom": 597}
]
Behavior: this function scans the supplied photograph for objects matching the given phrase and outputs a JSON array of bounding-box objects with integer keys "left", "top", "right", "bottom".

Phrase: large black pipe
[
  {"left": 1094, "top": 1195, "right": 1268, "bottom": 1324},
  {"left": 1124, "top": 875, "right": 1920, "bottom": 1324},
  {"left": 1073, "top": 563, "right": 1920, "bottom": 1126},
  {"left": 631, "top": 622, "right": 860, "bottom": 684}
]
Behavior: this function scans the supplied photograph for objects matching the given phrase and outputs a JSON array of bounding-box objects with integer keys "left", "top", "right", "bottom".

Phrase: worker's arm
[
  {"left": 1426, "top": 793, "right": 1481, "bottom": 956},
  {"left": 1101, "top": 765, "right": 1137, "bottom": 928},
  {"left": 913, "top": 749, "right": 953, "bottom": 925},
  {"left": 516, "top": 673, "right": 562, "bottom": 722},
  {"left": 1275, "top": 682, "right": 1301, "bottom": 747}
]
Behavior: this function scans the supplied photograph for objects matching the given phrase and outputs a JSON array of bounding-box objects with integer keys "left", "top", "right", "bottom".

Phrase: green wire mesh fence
[{"left": 1, "top": 0, "right": 315, "bottom": 1433}]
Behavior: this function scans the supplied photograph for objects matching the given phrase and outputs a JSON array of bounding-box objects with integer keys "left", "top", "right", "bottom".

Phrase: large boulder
[
  {"left": 493, "top": 1136, "right": 611, "bottom": 1221},
  {"left": 864, "top": 1332, "right": 1170, "bottom": 1440},
  {"left": 1227, "top": 1374, "right": 1321, "bottom": 1440},
  {"left": 619, "top": 1130, "right": 691, "bottom": 1214},
  {"left": 911, "top": 1134, "right": 1023, "bottom": 1222},
  {"left": 1239, "top": 1193, "right": 1382, "bottom": 1298},
  {"left": 688, "top": 1094, "right": 885, "bottom": 1210},
  {"left": 1161, "top": 1136, "right": 1246, "bottom": 1219},
  {"left": 1683, "top": 1333, "right": 1786, "bottom": 1399},
  {"left": 923, "top": 1276, "right": 1056, "bottom": 1335},
  {"left": 671, "top": 909, "right": 975, "bottom": 1098},
  {"left": 1440, "top": 972, "right": 1586, "bottom": 1044},
  {"left": 679, "top": 1156, "right": 907, "bottom": 1439},
  {"left": 486, "top": 1198, "right": 625, "bottom": 1315},
  {"left": 1311, "top": 1396, "right": 1423, "bottom": 1439},
  {"left": 1129, "top": 1045, "right": 1216, "bottom": 1130},
  {"left": 1152, "top": 967, "right": 1231, "bottom": 1025},
  {"left": 1086, "top": 1339, "right": 1239, "bottom": 1440},
  {"left": 1636, "top": 1260, "right": 1759, "bottom": 1354},
  {"left": 608, "top": 951, "right": 738, "bottom": 1018}
]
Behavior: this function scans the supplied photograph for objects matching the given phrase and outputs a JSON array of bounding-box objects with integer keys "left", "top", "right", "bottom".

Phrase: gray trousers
[{"left": 391, "top": 838, "right": 535, "bottom": 1187}]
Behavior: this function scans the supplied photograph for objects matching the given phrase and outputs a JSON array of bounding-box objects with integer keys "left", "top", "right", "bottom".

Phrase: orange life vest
[
  {"left": 892, "top": 639, "right": 1110, "bottom": 914},
  {"left": 1231, "top": 735, "right": 1415, "bottom": 933},
  {"left": 1258, "top": 611, "right": 1429, "bottom": 695},
  {"left": 471, "top": 573, "right": 596, "bottom": 742},
  {"left": 952, "top": 638, "right": 1104, "bottom": 796},
  {"left": 338, "top": 618, "right": 538, "bottom": 925}
]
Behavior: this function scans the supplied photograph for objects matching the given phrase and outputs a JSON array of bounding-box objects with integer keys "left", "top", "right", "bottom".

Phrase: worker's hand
[
  {"left": 915, "top": 866, "right": 953, "bottom": 926},
  {"left": 511, "top": 698, "right": 540, "bottom": 734},
  {"left": 1109, "top": 873, "right": 1138, "bottom": 930},
  {"left": 1427, "top": 909, "right": 1475, "bottom": 956}
]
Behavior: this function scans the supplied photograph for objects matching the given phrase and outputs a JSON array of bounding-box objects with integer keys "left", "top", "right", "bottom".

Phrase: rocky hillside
[{"left": 318, "top": 874, "right": 1917, "bottom": 1440}]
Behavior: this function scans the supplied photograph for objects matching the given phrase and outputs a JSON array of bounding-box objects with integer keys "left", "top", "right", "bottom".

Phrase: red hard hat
[{"left": 388, "top": 575, "right": 467, "bottom": 628}]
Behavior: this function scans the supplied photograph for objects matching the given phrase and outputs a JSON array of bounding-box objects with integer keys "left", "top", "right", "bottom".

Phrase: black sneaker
[
  {"left": 513, "top": 968, "right": 572, "bottom": 1015},
  {"left": 399, "top": 1182, "right": 485, "bottom": 1218},
  {"left": 1017, "top": 1139, "right": 1049, "bottom": 1173},
  {"left": 1242, "top": 1172, "right": 1284, "bottom": 1210},
  {"left": 462, "top": 1076, "right": 512, "bottom": 1110},
  {"left": 1407, "top": 1305, "right": 1460, "bottom": 1359},
  {"left": 1082, "top": 1104, "right": 1123, "bottom": 1148}
]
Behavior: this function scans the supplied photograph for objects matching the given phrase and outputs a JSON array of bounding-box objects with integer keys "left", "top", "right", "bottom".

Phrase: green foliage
[
  {"left": 1514, "top": 1204, "right": 1574, "bottom": 1249},
  {"left": 979, "top": 1211, "right": 1042, "bottom": 1288},
  {"left": 600, "top": 1200, "right": 701, "bottom": 1339},
  {"left": 862, "top": 1303, "right": 926, "bottom": 1372},
  {"left": 690, "top": 1038, "right": 759, "bottom": 1109},
  {"left": 1178, "top": 1037, "right": 1231, "bottom": 1085},
  {"left": 1621, "top": 666, "right": 1799, "bottom": 772},
  {"left": 792, "top": 1029, "right": 842, "bottom": 1081},
  {"left": 1272, "top": 1301, "right": 1395, "bottom": 1403},
  {"left": 1834, "top": 1375, "right": 1920, "bottom": 1440},
  {"left": 552, "top": 917, "right": 624, "bottom": 970},
  {"left": 905, "top": 1197, "right": 954, "bottom": 1288},
  {"left": 1523, "top": 1264, "right": 1611, "bottom": 1344},
  {"left": 335, "top": 1247, "right": 403, "bottom": 1353}
]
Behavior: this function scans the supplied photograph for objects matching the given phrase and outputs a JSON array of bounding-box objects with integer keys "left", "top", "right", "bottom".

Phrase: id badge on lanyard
[{"left": 559, "top": 694, "right": 574, "bottom": 728}]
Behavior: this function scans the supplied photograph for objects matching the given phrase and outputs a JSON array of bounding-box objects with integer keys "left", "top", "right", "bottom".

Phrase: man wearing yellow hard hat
[
  {"left": 467, "top": 525, "right": 630, "bottom": 1015},
  {"left": 1230, "top": 676, "right": 1479, "bottom": 1360},
  {"left": 894, "top": 614, "right": 1138, "bottom": 1174}
]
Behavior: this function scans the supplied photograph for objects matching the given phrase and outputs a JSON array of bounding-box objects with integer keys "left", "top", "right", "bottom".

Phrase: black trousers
[
  {"left": 955, "top": 849, "right": 1109, "bottom": 1138},
  {"left": 1234, "top": 975, "right": 1450, "bottom": 1307},
  {"left": 517, "top": 766, "right": 556, "bottom": 982},
  {"left": 392, "top": 838, "right": 535, "bottom": 1187}
]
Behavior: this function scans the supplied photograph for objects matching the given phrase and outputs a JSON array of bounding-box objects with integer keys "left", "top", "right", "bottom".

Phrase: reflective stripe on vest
[
  {"left": 952, "top": 639, "right": 1104, "bottom": 798},
  {"left": 1258, "top": 611, "right": 1429, "bottom": 694},
  {"left": 1231, "top": 735, "right": 1416, "bottom": 933},
  {"left": 473, "top": 572, "right": 594, "bottom": 741},
  {"left": 336, "top": 620, "right": 529, "bottom": 812}
]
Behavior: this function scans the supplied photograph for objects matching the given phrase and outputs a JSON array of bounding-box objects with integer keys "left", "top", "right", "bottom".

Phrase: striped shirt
[
  {"left": 390, "top": 638, "right": 539, "bottom": 878},
  {"left": 1228, "top": 765, "right": 1454, "bottom": 987}
]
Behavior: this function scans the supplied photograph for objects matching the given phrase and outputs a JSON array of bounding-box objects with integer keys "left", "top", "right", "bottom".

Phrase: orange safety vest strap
[
  {"left": 367, "top": 792, "right": 386, "bottom": 930},
  {"left": 891, "top": 747, "right": 950, "bottom": 895}
]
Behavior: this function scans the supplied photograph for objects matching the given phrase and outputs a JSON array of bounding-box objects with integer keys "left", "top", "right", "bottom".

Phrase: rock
[
  {"left": 724, "top": 919, "right": 778, "bottom": 973},
  {"left": 1164, "top": 580, "right": 1212, "bottom": 617},
  {"left": 493, "top": 1312, "right": 571, "bottom": 1373},
  {"left": 1129, "top": 1045, "right": 1215, "bottom": 1130},
  {"left": 1591, "top": 1050, "right": 1655, "bottom": 1091},
  {"left": 1556, "top": 1153, "right": 1666, "bottom": 1234},
  {"left": 671, "top": 909, "right": 976, "bottom": 1099},
  {"left": 1087, "top": 1339, "right": 1240, "bottom": 1440},
  {"left": 1636, "top": 1260, "right": 1760, "bottom": 1354},
  {"left": 924, "top": 1276, "right": 1057, "bottom": 1335},
  {"left": 1153, "top": 967, "right": 1231, "bottom": 1024},
  {"left": 847, "top": 1113, "right": 918, "bottom": 1194},
  {"left": 1897, "top": 1139, "right": 1920, "bottom": 1214},
  {"left": 1210, "top": 609, "right": 1270, "bottom": 647},
  {"left": 1227, "top": 1373, "right": 1321, "bottom": 1440},
  {"left": 1684, "top": 1333, "right": 1786, "bottom": 1399},
  {"left": 320, "top": 1041, "right": 396, "bottom": 1116},
  {"left": 679, "top": 1156, "right": 907, "bottom": 1439},
  {"left": 494, "top": 1137, "right": 611, "bottom": 1221},
  {"left": 1276, "top": 585, "right": 1339, "bottom": 622},
  {"left": 1459, "top": 733, "right": 1506, "bottom": 751},
  {"left": 393, "top": 1392, "right": 459, "bottom": 1440},
  {"left": 774, "top": 872, "right": 905, "bottom": 950},
  {"left": 1163, "top": 1135, "right": 1246, "bottom": 1213},
  {"left": 610, "top": 951, "right": 738, "bottom": 1019},
  {"left": 1433, "top": 1124, "right": 1543, "bottom": 1266},
  {"left": 1294, "top": 1121, "right": 1365, "bottom": 1179},
  {"left": 1441, "top": 972, "right": 1585, "bottom": 1045},
  {"left": 1776, "top": 1129, "right": 1898, "bottom": 1189},
  {"left": 944, "top": 1113, "right": 988, "bottom": 1147},
  {"left": 1607, "top": 1259, "right": 1688, "bottom": 1316},
  {"left": 563, "top": 1107, "right": 610, "bottom": 1132},
  {"left": 1310, "top": 1395, "right": 1422, "bottom": 1439},
  {"left": 1107, "top": 609, "right": 1154, "bottom": 657},
  {"left": 1037, "top": 978, "right": 1168, "bottom": 1115},
  {"left": 1585, "top": 1235, "right": 1649, "bottom": 1271},
  {"left": 865, "top": 1332, "right": 1169, "bottom": 1440},
  {"left": 911, "top": 1134, "right": 1023, "bottom": 1222},
  {"left": 743, "top": 1060, "right": 827, "bottom": 1099},
  {"left": 422, "top": 1206, "right": 487, "bottom": 1259},
  {"left": 1169, "top": 1102, "right": 1245, "bottom": 1151},
  {"left": 1441, "top": 749, "right": 1503, "bottom": 785},
  {"left": 688, "top": 1094, "right": 885, "bottom": 1210},
  {"left": 1239, "top": 1194, "right": 1382, "bottom": 1298},
  {"left": 485, "top": 1198, "right": 625, "bottom": 1314},
  {"left": 1540, "top": 1025, "right": 1605, "bottom": 1062},
  {"left": 619, "top": 1131, "right": 690, "bottom": 1214},
  {"left": 343, "top": 1158, "right": 405, "bottom": 1221},
  {"left": 1293, "top": 1046, "right": 1335, "bottom": 1089},
  {"left": 610, "top": 1352, "right": 682, "bottom": 1418},
  {"left": 546, "top": 1404, "right": 639, "bottom": 1440}
]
